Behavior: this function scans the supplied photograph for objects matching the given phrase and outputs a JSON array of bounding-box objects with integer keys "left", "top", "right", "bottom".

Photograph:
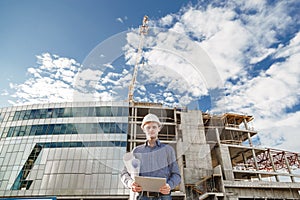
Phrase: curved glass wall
[
  {"left": 3, "top": 123, "right": 128, "bottom": 137},
  {"left": 0, "top": 106, "right": 128, "bottom": 122},
  {"left": 0, "top": 102, "right": 129, "bottom": 199}
]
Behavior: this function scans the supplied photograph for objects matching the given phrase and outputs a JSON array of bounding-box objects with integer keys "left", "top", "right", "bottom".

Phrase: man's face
[{"left": 143, "top": 122, "right": 160, "bottom": 140}]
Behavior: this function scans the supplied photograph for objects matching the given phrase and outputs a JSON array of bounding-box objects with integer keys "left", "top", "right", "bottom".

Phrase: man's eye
[{"left": 147, "top": 126, "right": 155, "bottom": 129}]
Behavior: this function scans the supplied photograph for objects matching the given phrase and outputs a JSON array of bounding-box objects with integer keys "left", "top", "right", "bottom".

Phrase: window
[
  {"left": 34, "top": 109, "right": 41, "bottom": 119},
  {"left": 19, "top": 111, "right": 25, "bottom": 120},
  {"left": 53, "top": 124, "right": 62, "bottom": 134},
  {"left": 46, "top": 108, "right": 53, "bottom": 118},
  {"left": 9, "top": 106, "right": 129, "bottom": 121},
  {"left": 24, "top": 110, "right": 31, "bottom": 120},
  {"left": 0, "top": 112, "right": 4, "bottom": 122},
  {"left": 46, "top": 124, "right": 54, "bottom": 135},
  {"left": 60, "top": 124, "right": 67, "bottom": 134},
  {"left": 36, "top": 125, "right": 44, "bottom": 135},
  {"left": 13, "top": 111, "right": 21, "bottom": 121},
  {"left": 11, "top": 144, "right": 42, "bottom": 190},
  {"left": 57, "top": 108, "right": 65, "bottom": 118},
  {"left": 5, "top": 122, "right": 128, "bottom": 137},
  {"left": 29, "top": 126, "right": 37, "bottom": 136},
  {"left": 88, "top": 107, "right": 95, "bottom": 116},
  {"left": 40, "top": 109, "right": 47, "bottom": 119},
  {"left": 25, "top": 126, "right": 31, "bottom": 136},
  {"left": 7, "top": 127, "right": 15, "bottom": 137},
  {"left": 63, "top": 107, "right": 72, "bottom": 117},
  {"left": 18, "top": 126, "right": 26, "bottom": 136},
  {"left": 29, "top": 110, "right": 37, "bottom": 119}
]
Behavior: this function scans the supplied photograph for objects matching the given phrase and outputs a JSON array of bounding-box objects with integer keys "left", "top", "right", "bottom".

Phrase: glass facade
[
  {"left": 4, "top": 123, "right": 128, "bottom": 137},
  {"left": 0, "top": 106, "right": 128, "bottom": 122},
  {"left": 0, "top": 102, "right": 130, "bottom": 199}
]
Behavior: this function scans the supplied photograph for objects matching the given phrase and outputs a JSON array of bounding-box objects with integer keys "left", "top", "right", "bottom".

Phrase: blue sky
[
  {"left": 1, "top": 0, "right": 300, "bottom": 153},
  {"left": 0, "top": 0, "right": 192, "bottom": 96}
]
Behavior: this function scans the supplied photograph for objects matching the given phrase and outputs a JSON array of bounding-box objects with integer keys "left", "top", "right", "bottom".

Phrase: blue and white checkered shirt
[{"left": 121, "top": 140, "right": 181, "bottom": 190}]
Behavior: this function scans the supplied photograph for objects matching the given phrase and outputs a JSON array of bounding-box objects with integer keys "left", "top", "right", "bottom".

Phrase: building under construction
[
  {"left": 128, "top": 102, "right": 300, "bottom": 200},
  {"left": 125, "top": 16, "right": 300, "bottom": 199},
  {"left": 0, "top": 101, "right": 299, "bottom": 200},
  {"left": 1, "top": 15, "right": 300, "bottom": 200}
]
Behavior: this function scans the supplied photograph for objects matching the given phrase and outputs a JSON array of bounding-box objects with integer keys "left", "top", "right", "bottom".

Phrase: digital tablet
[{"left": 135, "top": 176, "right": 166, "bottom": 192}]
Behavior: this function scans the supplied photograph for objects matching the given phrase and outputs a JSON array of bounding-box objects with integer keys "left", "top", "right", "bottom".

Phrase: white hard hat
[{"left": 141, "top": 113, "right": 161, "bottom": 129}]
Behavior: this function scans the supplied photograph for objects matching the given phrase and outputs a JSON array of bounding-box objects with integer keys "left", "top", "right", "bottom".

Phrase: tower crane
[{"left": 128, "top": 15, "right": 149, "bottom": 103}]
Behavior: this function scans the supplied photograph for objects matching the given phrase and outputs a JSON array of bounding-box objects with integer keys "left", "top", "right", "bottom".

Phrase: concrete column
[
  {"left": 243, "top": 118, "right": 253, "bottom": 147},
  {"left": 181, "top": 111, "right": 213, "bottom": 185},
  {"left": 282, "top": 151, "right": 295, "bottom": 182},
  {"left": 251, "top": 148, "right": 262, "bottom": 180},
  {"left": 218, "top": 145, "right": 234, "bottom": 181},
  {"left": 267, "top": 149, "right": 279, "bottom": 182},
  {"left": 215, "top": 128, "right": 234, "bottom": 181},
  {"left": 176, "top": 140, "right": 186, "bottom": 193}
]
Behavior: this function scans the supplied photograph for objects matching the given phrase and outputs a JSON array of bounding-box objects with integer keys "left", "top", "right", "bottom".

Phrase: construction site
[
  {"left": 0, "top": 101, "right": 300, "bottom": 200},
  {"left": 0, "top": 16, "right": 299, "bottom": 200},
  {"left": 125, "top": 16, "right": 300, "bottom": 199},
  {"left": 126, "top": 102, "right": 300, "bottom": 199}
]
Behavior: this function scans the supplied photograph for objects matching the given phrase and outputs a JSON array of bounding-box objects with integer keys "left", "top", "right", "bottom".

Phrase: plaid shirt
[{"left": 121, "top": 140, "right": 181, "bottom": 190}]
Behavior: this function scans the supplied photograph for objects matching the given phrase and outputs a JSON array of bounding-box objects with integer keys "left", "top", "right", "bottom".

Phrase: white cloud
[
  {"left": 7, "top": 53, "right": 116, "bottom": 105},
  {"left": 275, "top": 32, "right": 300, "bottom": 59},
  {"left": 116, "top": 16, "right": 128, "bottom": 24},
  {"left": 5, "top": 0, "right": 300, "bottom": 155},
  {"left": 0, "top": 89, "right": 9, "bottom": 96},
  {"left": 258, "top": 112, "right": 300, "bottom": 152},
  {"left": 116, "top": 17, "right": 123, "bottom": 23},
  {"left": 144, "top": 0, "right": 300, "bottom": 152},
  {"left": 214, "top": 30, "right": 300, "bottom": 114},
  {"left": 123, "top": 24, "right": 223, "bottom": 107},
  {"left": 74, "top": 68, "right": 103, "bottom": 89},
  {"left": 180, "top": 6, "right": 237, "bottom": 39},
  {"left": 159, "top": 15, "right": 174, "bottom": 26},
  {"left": 27, "top": 67, "right": 42, "bottom": 78}
]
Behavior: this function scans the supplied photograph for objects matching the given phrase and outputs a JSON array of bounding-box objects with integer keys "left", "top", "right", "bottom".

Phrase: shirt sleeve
[
  {"left": 120, "top": 166, "right": 134, "bottom": 189},
  {"left": 166, "top": 145, "right": 181, "bottom": 189}
]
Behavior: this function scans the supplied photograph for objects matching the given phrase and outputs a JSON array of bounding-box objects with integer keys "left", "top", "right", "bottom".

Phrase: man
[{"left": 121, "top": 113, "right": 181, "bottom": 200}]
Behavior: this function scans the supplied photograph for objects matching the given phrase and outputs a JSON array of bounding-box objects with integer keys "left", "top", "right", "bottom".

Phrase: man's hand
[
  {"left": 159, "top": 183, "right": 171, "bottom": 194},
  {"left": 131, "top": 182, "right": 142, "bottom": 192}
]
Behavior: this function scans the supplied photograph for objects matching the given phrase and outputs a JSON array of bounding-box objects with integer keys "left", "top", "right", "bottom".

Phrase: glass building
[{"left": 0, "top": 101, "right": 130, "bottom": 199}]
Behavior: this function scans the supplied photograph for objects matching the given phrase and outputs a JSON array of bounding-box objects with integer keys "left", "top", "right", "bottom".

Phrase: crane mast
[{"left": 128, "top": 15, "right": 149, "bottom": 103}]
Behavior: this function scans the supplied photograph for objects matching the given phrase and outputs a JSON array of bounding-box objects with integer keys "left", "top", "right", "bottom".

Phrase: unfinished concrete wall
[
  {"left": 180, "top": 110, "right": 213, "bottom": 184},
  {"left": 217, "top": 144, "right": 234, "bottom": 181}
]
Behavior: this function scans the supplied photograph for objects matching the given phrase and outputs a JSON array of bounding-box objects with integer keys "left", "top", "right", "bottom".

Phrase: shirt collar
[{"left": 145, "top": 139, "right": 161, "bottom": 147}]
